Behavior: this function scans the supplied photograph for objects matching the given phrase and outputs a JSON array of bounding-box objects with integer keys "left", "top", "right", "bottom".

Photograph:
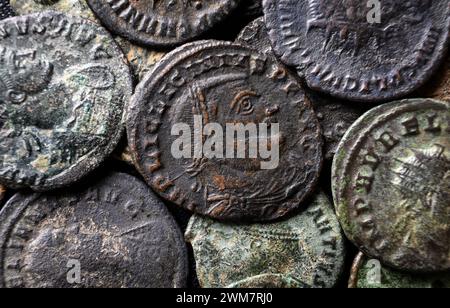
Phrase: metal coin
[
  {"left": 263, "top": 1, "right": 450, "bottom": 102},
  {"left": 349, "top": 252, "right": 450, "bottom": 288},
  {"left": 417, "top": 55, "right": 450, "bottom": 102},
  {"left": 236, "top": 17, "right": 368, "bottom": 159},
  {"left": 0, "top": 172, "right": 188, "bottom": 288},
  {"left": 128, "top": 41, "right": 323, "bottom": 222},
  {"left": 0, "top": 0, "right": 14, "bottom": 20},
  {"left": 332, "top": 99, "right": 450, "bottom": 272},
  {"left": 0, "top": 12, "right": 131, "bottom": 190},
  {"left": 185, "top": 191, "right": 346, "bottom": 288},
  {"left": 86, "top": 0, "right": 241, "bottom": 47}
]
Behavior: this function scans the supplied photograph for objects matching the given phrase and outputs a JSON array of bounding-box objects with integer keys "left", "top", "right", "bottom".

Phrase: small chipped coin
[
  {"left": 0, "top": 12, "right": 132, "bottom": 190},
  {"left": 236, "top": 17, "right": 368, "bottom": 159},
  {"left": 185, "top": 192, "right": 346, "bottom": 288},
  {"left": 128, "top": 41, "right": 323, "bottom": 222},
  {"left": 349, "top": 252, "right": 450, "bottom": 289},
  {"left": 417, "top": 55, "right": 450, "bottom": 102},
  {"left": 0, "top": 172, "right": 188, "bottom": 288},
  {"left": 263, "top": 0, "right": 450, "bottom": 102},
  {"left": 87, "top": 0, "right": 241, "bottom": 47},
  {"left": 333, "top": 99, "right": 450, "bottom": 272}
]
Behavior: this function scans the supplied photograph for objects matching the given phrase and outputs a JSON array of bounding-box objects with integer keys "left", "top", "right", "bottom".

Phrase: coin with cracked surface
[
  {"left": 263, "top": 0, "right": 450, "bottom": 102},
  {"left": 185, "top": 192, "right": 346, "bottom": 288},
  {"left": 0, "top": 0, "right": 14, "bottom": 20},
  {"left": 128, "top": 41, "right": 323, "bottom": 222},
  {"left": 87, "top": 0, "right": 241, "bottom": 47},
  {"left": 349, "top": 252, "right": 450, "bottom": 288},
  {"left": 236, "top": 17, "right": 368, "bottom": 159},
  {"left": 333, "top": 99, "right": 450, "bottom": 272},
  {"left": 417, "top": 55, "right": 450, "bottom": 102},
  {"left": 0, "top": 172, "right": 188, "bottom": 288},
  {"left": 0, "top": 12, "right": 131, "bottom": 190}
]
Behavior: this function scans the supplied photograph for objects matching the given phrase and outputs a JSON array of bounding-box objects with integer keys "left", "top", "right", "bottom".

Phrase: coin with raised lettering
[
  {"left": 87, "top": 0, "right": 241, "bottom": 47},
  {"left": 349, "top": 252, "right": 450, "bottom": 288},
  {"left": 0, "top": 12, "right": 131, "bottom": 190},
  {"left": 332, "top": 99, "right": 450, "bottom": 272},
  {"left": 263, "top": 1, "right": 450, "bottom": 102},
  {"left": 0, "top": 172, "right": 188, "bottom": 288},
  {"left": 128, "top": 41, "right": 323, "bottom": 222},
  {"left": 185, "top": 192, "right": 346, "bottom": 288},
  {"left": 417, "top": 55, "right": 450, "bottom": 102},
  {"left": 0, "top": 0, "right": 14, "bottom": 20},
  {"left": 236, "top": 17, "right": 368, "bottom": 159}
]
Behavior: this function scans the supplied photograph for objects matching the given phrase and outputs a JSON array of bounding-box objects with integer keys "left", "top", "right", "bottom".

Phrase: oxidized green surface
[
  {"left": 351, "top": 253, "right": 450, "bottom": 288},
  {"left": 332, "top": 99, "right": 450, "bottom": 272},
  {"left": 10, "top": 0, "right": 165, "bottom": 82},
  {"left": 186, "top": 192, "right": 346, "bottom": 288}
]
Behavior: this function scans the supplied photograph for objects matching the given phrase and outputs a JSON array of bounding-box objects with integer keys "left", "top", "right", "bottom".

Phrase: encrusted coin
[
  {"left": 128, "top": 41, "right": 323, "bottom": 222},
  {"left": 0, "top": 172, "right": 188, "bottom": 288},
  {"left": 263, "top": 0, "right": 450, "bottom": 102},
  {"left": 10, "top": 0, "right": 165, "bottom": 82},
  {"left": 87, "top": 0, "right": 241, "bottom": 47},
  {"left": 332, "top": 99, "right": 450, "bottom": 272},
  {"left": 236, "top": 17, "right": 368, "bottom": 159},
  {"left": 185, "top": 192, "right": 346, "bottom": 288},
  {"left": 0, "top": 0, "right": 14, "bottom": 20},
  {"left": 349, "top": 252, "right": 450, "bottom": 288},
  {"left": 417, "top": 55, "right": 450, "bottom": 102},
  {"left": 0, "top": 12, "right": 131, "bottom": 190}
]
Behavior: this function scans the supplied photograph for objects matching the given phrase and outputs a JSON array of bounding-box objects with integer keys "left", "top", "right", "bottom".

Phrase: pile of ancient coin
[{"left": 0, "top": 0, "right": 448, "bottom": 288}]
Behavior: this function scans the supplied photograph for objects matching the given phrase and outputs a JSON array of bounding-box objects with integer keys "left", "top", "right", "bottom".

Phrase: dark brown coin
[
  {"left": 128, "top": 41, "right": 323, "bottom": 222},
  {"left": 0, "top": 12, "right": 131, "bottom": 191},
  {"left": 0, "top": 0, "right": 14, "bottom": 20},
  {"left": 87, "top": 0, "right": 241, "bottom": 47},
  {"left": 263, "top": 1, "right": 450, "bottom": 102},
  {"left": 236, "top": 17, "right": 368, "bottom": 159},
  {"left": 0, "top": 172, "right": 188, "bottom": 288},
  {"left": 332, "top": 99, "right": 449, "bottom": 272}
]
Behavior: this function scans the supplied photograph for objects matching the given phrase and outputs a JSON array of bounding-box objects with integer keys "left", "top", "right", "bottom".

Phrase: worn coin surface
[
  {"left": 333, "top": 99, "right": 450, "bottom": 272},
  {"left": 263, "top": 0, "right": 450, "bottom": 102},
  {"left": 87, "top": 0, "right": 241, "bottom": 47},
  {"left": 0, "top": 172, "right": 188, "bottom": 288},
  {"left": 0, "top": 0, "right": 14, "bottom": 20},
  {"left": 185, "top": 192, "right": 346, "bottom": 288},
  {"left": 0, "top": 12, "right": 131, "bottom": 190},
  {"left": 128, "top": 41, "right": 323, "bottom": 222},
  {"left": 236, "top": 17, "right": 368, "bottom": 159},
  {"left": 349, "top": 252, "right": 450, "bottom": 288},
  {"left": 417, "top": 55, "right": 450, "bottom": 102}
]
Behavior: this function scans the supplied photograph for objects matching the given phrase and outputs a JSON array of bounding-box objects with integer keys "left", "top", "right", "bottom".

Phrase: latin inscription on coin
[
  {"left": 0, "top": 173, "right": 188, "bottom": 288},
  {"left": 0, "top": 12, "right": 131, "bottom": 190},
  {"left": 263, "top": 0, "right": 450, "bottom": 102},
  {"left": 128, "top": 41, "right": 323, "bottom": 222},
  {"left": 186, "top": 192, "right": 345, "bottom": 288},
  {"left": 87, "top": 0, "right": 241, "bottom": 47},
  {"left": 333, "top": 99, "right": 450, "bottom": 272}
]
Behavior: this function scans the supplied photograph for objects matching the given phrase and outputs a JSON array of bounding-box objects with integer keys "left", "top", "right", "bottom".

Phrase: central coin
[{"left": 127, "top": 41, "right": 323, "bottom": 222}]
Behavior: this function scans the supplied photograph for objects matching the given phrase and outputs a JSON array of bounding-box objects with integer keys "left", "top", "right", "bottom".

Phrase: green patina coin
[
  {"left": 186, "top": 192, "right": 346, "bottom": 288},
  {"left": 332, "top": 99, "right": 450, "bottom": 272},
  {"left": 0, "top": 12, "right": 131, "bottom": 190},
  {"left": 349, "top": 252, "right": 450, "bottom": 288}
]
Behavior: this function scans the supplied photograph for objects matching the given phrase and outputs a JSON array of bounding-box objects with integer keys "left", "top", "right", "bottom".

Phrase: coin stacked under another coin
[{"left": 0, "top": 0, "right": 448, "bottom": 288}]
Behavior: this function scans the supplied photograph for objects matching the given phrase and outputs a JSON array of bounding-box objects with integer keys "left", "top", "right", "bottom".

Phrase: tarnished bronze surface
[
  {"left": 0, "top": 12, "right": 131, "bottom": 191},
  {"left": 87, "top": 0, "right": 241, "bottom": 47},
  {"left": 349, "top": 252, "right": 450, "bottom": 288},
  {"left": 186, "top": 192, "right": 346, "bottom": 288},
  {"left": 263, "top": 0, "right": 450, "bottom": 102},
  {"left": 128, "top": 41, "right": 323, "bottom": 222},
  {"left": 0, "top": 173, "right": 188, "bottom": 288},
  {"left": 333, "top": 99, "right": 450, "bottom": 272}
]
